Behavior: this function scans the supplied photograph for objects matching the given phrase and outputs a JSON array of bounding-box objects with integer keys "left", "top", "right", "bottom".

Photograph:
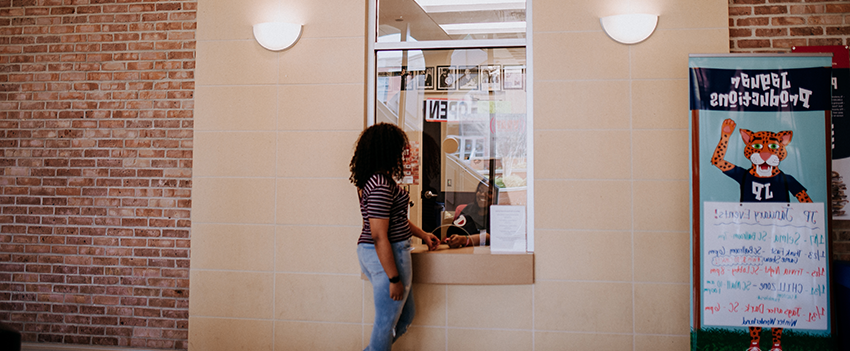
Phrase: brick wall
[
  {"left": 729, "top": 0, "right": 850, "bottom": 261},
  {"left": 729, "top": 0, "right": 850, "bottom": 52},
  {"left": 0, "top": 0, "right": 195, "bottom": 349}
]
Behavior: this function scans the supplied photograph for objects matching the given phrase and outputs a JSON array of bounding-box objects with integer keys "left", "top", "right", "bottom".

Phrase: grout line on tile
[
  {"left": 531, "top": 330, "right": 636, "bottom": 335},
  {"left": 534, "top": 77, "right": 686, "bottom": 83},
  {"left": 196, "top": 82, "right": 365, "bottom": 90},
  {"left": 629, "top": 42, "right": 637, "bottom": 351},
  {"left": 271, "top": 72, "right": 282, "bottom": 349},
  {"left": 363, "top": 277, "right": 367, "bottom": 349},
  {"left": 189, "top": 315, "right": 275, "bottom": 321},
  {"left": 445, "top": 285, "right": 449, "bottom": 351},
  {"left": 197, "top": 35, "right": 364, "bottom": 42},
  {"left": 192, "top": 175, "right": 349, "bottom": 179},
  {"left": 192, "top": 269, "right": 361, "bottom": 277}
]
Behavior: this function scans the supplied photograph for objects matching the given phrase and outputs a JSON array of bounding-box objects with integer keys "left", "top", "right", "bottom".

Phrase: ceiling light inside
[
  {"left": 414, "top": 0, "right": 525, "bottom": 13},
  {"left": 439, "top": 21, "right": 526, "bottom": 35}
]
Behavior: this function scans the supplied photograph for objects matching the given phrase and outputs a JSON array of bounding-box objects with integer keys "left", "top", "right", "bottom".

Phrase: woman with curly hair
[{"left": 350, "top": 123, "right": 439, "bottom": 350}]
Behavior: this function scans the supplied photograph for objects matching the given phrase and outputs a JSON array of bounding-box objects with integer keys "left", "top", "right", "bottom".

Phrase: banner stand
[{"left": 689, "top": 54, "right": 835, "bottom": 350}]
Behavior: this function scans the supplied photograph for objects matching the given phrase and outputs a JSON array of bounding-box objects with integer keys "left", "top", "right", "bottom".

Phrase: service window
[{"left": 370, "top": 0, "right": 531, "bottom": 254}]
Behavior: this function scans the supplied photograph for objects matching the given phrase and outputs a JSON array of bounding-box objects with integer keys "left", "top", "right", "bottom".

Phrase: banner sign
[
  {"left": 689, "top": 54, "right": 833, "bottom": 350},
  {"left": 689, "top": 68, "right": 831, "bottom": 112}
]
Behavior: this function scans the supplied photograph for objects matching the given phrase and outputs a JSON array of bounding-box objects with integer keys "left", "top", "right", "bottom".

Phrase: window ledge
[{"left": 410, "top": 244, "right": 534, "bottom": 285}]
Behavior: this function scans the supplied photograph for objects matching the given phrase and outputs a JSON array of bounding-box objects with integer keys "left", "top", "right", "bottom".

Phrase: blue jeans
[{"left": 357, "top": 240, "right": 414, "bottom": 351}]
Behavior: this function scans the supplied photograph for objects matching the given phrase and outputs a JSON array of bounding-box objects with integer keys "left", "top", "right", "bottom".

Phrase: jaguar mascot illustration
[
  {"left": 712, "top": 118, "right": 811, "bottom": 204},
  {"left": 711, "top": 118, "right": 812, "bottom": 351}
]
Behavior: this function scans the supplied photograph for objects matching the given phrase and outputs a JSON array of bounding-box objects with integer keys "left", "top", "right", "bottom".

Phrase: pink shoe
[
  {"left": 746, "top": 345, "right": 761, "bottom": 351},
  {"left": 768, "top": 346, "right": 782, "bottom": 351}
]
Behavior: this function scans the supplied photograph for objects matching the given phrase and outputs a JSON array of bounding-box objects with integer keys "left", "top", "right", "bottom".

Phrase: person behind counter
[
  {"left": 350, "top": 123, "right": 440, "bottom": 351},
  {"left": 442, "top": 180, "right": 493, "bottom": 248}
]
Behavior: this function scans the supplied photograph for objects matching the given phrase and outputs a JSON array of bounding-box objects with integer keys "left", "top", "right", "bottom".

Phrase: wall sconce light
[
  {"left": 600, "top": 14, "right": 658, "bottom": 45},
  {"left": 253, "top": 22, "right": 303, "bottom": 51}
]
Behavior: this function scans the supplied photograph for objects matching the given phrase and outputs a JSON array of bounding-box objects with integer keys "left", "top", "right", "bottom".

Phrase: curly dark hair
[{"left": 349, "top": 123, "right": 409, "bottom": 189}]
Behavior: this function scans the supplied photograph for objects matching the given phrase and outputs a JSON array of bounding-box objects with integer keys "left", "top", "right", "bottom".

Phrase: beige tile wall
[
  {"left": 191, "top": 0, "right": 367, "bottom": 349},
  {"left": 531, "top": 0, "right": 727, "bottom": 350},
  {"left": 190, "top": 0, "right": 729, "bottom": 350}
]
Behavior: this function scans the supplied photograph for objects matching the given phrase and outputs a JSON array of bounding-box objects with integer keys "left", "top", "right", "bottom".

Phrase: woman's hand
[
  {"left": 442, "top": 234, "right": 471, "bottom": 248},
  {"left": 421, "top": 233, "right": 440, "bottom": 251},
  {"left": 389, "top": 281, "right": 404, "bottom": 300},
  {"left": 409, "top": 220, "right": 440, "bottom": 251}
]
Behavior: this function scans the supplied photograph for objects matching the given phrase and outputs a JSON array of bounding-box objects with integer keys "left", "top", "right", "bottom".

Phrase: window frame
[{"left": 367, "top": 0, "right": 535, "bottom": 251}]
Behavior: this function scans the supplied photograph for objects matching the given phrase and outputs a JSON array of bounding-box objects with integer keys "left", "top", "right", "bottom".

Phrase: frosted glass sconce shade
[
  {"left": 253, "top": 22, "right": 303, "bottom": 51},
  {"left": 599, "top": 14, "right": 658, "bottom": 45}
]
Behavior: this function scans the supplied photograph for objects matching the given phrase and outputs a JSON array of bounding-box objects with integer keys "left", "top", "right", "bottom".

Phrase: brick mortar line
[
  {"left": 0, "top": 146, "right": 192, "bottom": 148},
  {"left": 729, "top": 23, "right": 850, "bottom": 26},
  {"left": 2, "top": 219, "right": 191, "bottom": 222},
  {"left": 6, "top": 280, "right": 188, "bottom": 285},
  {"left": 2, "top": 276, "right": 190, "bottom": 282},
  {"left": 4, "top": 297, "right": 191, "bottom": 303},
  {"left": 0, "top": 182, "right": 191, "bottom": 184},
  {"left": 2, "top": 243, "right": 190, "bottom": 248},
  {"left": 0, "top": 107, "right": 194, "bottom": 108},
  {"left": 2, "top": 251, "right": 190, "bottom": 255},
  {"left": 1, "top": 12, "right": 197, "bottom": 16},
  {"left": 4, "top": 286, "right": 189, "bottom": 293},
  {"left": 0, "top": 57, "right": 196, "bottom": 61},
  {"left": 2, "top": 218, "right": 192, "bottom": 223},
  {"left": 11, "top": 301, "right": 191, "bottom": 305},
  {"left": 729, "top": 23, "right": 849, "bottom": 27},
  {"left": 2, "top": 251, "right": 189, "bottom": 256},
  {"left": 1, "top": 30, "right": 197, "bottom": 38},
  {"left": 4, "top": 271, "right": 189, "bottom": 275},
  {"left": 2, "top": 223, "right": 191, "bottom": 228},
  {"left": 4, "top": 268, "right": 189, "bottom": 273}
]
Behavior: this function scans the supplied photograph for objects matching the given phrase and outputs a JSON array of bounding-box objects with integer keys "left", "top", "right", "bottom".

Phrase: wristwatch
[{"left": 388, "top": 275, "right": 400, "bottom": 283}]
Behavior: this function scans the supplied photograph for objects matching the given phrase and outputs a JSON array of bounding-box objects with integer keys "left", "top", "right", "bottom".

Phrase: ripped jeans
[{"left": 357, "top": 239, "right": 414, "bottom": 351}]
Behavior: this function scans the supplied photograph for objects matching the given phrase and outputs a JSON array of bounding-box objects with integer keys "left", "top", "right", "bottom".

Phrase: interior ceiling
[
  {"left": 429, "top": 10, "right": 525, "bottom": 25},
  {"left": 378, "top": 0, "right": 526, "bottom": 41},
  {"left": 378, "top": 0, "right": 452, "bottom": 41}
]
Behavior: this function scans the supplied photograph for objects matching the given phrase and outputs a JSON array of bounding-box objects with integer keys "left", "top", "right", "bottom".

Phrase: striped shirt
[{"left": 358, "top": 174, "right": 412, "bottom": 245}]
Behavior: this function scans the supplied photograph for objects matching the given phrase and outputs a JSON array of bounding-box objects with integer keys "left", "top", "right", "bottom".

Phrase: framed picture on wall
[
  {"left": 457, "top": 65, "right": 480, "bottom": 90},
  {"left": 437, "top": 66, "right": 457, "bottom": 90},
  {"left": 503, "top": 65, "right": 525, "bottom": 90},
  {"left": 480, "top": 65, "right": 501, "bottom": 91},
  {"left": 400, "top": 67, "right": 415, "bottom": 91},
  {"left": 418, "top": 67, "right": 435, "bottom": 90}
]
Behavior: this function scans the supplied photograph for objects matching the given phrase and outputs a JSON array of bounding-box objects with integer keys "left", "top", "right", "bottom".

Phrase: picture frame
[
  {"left": 457, "top": 65, "right": 480, "bottom": 90},
  {"left": 418, "top": 67, "right": 434, "bottom": 90},
  {"left": 503, "top": 65, "right": 525, "bottom": 90},
  {"left": 437, "top": 66, "right": 457, "bottom": 90},
  {"left": 400, "top": 67, "right": 415, "bottom": 91},
  {"left": 480, "top": 65, "right": 501, "bottom": 91}
]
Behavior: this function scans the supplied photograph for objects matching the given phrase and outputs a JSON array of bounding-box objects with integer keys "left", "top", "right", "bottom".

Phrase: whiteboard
[{"left": 702, "top": 201, "right": 828, "bottom": 330}]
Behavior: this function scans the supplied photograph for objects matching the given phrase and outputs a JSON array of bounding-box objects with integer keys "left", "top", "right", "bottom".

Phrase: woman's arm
[
  {"left": 369, "top": 217, "right": 404, "bottom": 301},
  {"left": 409, "top": 220, "right": 439, "bottom": 251}
]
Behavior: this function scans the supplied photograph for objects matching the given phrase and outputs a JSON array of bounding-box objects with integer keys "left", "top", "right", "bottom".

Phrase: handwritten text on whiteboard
[{"left": 702, "top": 202, "right": 828, "bottom": 330}]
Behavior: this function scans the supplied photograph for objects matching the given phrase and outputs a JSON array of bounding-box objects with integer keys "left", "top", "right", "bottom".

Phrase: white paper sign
[
  {"left": 489, "top": 205, "right": 526, "bottom": 253},
  {"left": 702, "top": 201, "right": 828, "bottom": 330}
]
